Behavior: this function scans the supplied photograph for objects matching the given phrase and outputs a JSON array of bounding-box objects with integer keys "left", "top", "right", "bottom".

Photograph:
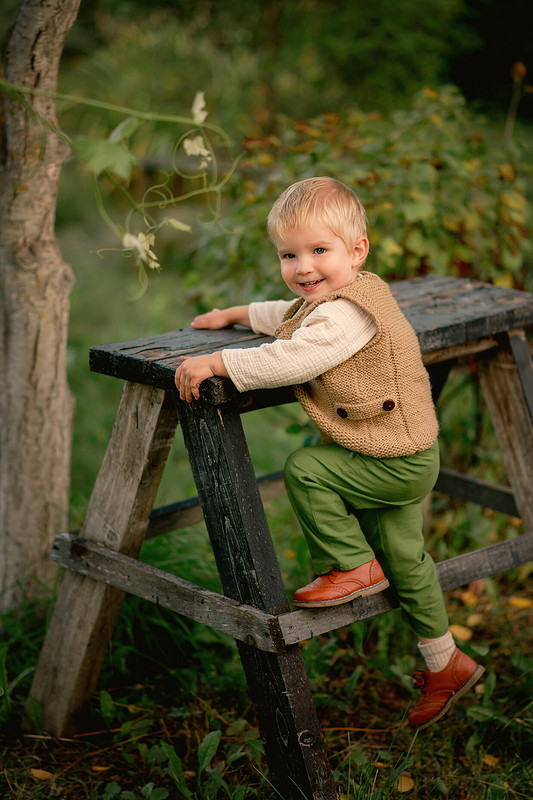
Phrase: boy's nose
[{"left": 296, "top": 257, "right": 313, "bottom": 274}]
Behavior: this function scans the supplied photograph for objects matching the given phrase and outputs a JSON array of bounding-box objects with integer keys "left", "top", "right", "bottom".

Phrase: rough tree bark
[{"left": 0, "top": 0, "right": 81, "bottom": 610}]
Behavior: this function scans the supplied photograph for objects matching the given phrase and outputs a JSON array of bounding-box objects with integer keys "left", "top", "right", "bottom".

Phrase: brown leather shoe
[
  {"left": 293, "top": 558, "right": 389, "bottom": 608},
  {"left": 408, "top": 648, "right": 485, "bottom": 729}
]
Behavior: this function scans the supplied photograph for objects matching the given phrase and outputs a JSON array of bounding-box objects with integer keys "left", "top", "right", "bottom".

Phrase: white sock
[{"left": 418, "top": 631, "right": 456, "bottom": 672}]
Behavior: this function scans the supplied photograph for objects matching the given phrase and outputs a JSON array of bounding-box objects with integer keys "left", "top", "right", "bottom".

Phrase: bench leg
[
  {"left": 177, "top": 398, "right": 337, "bottom": 800},
  {"left": 477, "top": 331, "right": 533, "bottom": 530},
  {"left": 28, "top": 382, "right": 177, "bottom": 736}
]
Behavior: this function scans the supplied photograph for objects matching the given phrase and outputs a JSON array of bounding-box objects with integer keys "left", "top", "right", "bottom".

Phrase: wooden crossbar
[{"left": 51, "top": 530, "right": 533, "bottom": 652}]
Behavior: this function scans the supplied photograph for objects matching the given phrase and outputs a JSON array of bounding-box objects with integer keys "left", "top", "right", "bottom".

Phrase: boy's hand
[
  {"left": 174, "top": 351, "right": 227, "bottom": 402},
  {"left": 191, "top": 308, "right": 230, "bottom": 330},
  {"left": 191, "top": 305, "right": 251, "bottom": 329}
]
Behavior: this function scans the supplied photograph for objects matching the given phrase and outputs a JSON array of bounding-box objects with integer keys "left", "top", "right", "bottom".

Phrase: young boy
[{"left": 175, "top": 176, "right": 484, "bottom": 729}]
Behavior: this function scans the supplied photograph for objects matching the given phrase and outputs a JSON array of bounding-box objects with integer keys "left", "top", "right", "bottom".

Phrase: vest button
[
  {"left": 336, "top": 407, "right": 348, "bottom": 418},
  {"left": 382, "top": 400, "right": 395, "bottom": 411}
]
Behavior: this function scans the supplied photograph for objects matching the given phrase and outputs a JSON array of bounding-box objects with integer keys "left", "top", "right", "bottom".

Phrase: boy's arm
[
  {"left": 175, "top": 305, "right": 249, "bottom": 402},
  {"left": 191, "top": 305, "right": 251, "bottom": 330}
]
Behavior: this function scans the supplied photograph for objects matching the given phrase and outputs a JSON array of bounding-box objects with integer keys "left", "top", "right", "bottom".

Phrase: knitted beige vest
[{"left": 275, "top": 272, "right": 438, "bottom": 458}]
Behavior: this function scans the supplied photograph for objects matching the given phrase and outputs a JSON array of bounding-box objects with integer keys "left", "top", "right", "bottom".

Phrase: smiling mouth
[{"left": 299, "top": 279, "right": 324, "bottom": 289}]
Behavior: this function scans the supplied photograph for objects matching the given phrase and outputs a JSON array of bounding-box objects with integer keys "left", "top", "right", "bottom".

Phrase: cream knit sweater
[{"left": 222, "top": 296, "right": 377, "bottom": 391}]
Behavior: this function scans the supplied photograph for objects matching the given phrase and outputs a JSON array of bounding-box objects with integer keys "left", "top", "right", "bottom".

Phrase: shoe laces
[{"left": 412, "top": 670, "right": 429, "bottom": 691}]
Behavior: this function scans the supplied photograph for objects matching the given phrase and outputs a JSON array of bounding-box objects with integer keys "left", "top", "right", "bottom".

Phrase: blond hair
[{"left": 267, "top": 177, "right": 367, "bottom": 250}]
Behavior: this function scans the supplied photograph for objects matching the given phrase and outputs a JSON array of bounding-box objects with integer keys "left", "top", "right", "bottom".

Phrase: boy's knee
[
  {"left": 284, "top": 448, "right": 305, "bottom": 481},
  {"left": 284, "top": 446, "right": 317, "bottom": 485}
]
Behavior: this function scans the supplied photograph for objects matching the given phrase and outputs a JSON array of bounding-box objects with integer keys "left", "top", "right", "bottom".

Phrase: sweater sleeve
[
  {"left": 248, "top": 299, "right": 294, "bottom": 335},
  {"left": 222, "top": 298, "right": 377, "bottom": 392}
]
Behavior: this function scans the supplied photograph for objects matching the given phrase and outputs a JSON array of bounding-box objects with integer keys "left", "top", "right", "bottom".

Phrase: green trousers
[{"left": 284, "top": 439, "right": 449, "bottom": 639}]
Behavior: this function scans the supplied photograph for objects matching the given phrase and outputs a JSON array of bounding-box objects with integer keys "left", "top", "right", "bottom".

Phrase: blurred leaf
[
  {"left": 31, "top": 768, "right": 54, "bottom": 780},
  {"left": 494, "top": 273, "right": 515, "bottom": 288},
  {"left": 72, "top": 136, "right": 138, "bottom": 180},
  {"left": 403, "top": 200, "right": 434, "bottom": 222},
  {"left": 380, "top": 236, "right": 403, "bottom": 256},
  {"left": 397, "top": 773, "right": 415, "bottom": 792},
  {"left": 109, "top": 116, "right": 141, "bottom": 143},
  {"left": 25, "top": 696, "right": 43, "bottom": 732},
  {"left": 99, "top": 689, "right": 115, "bottom": 730},
  {"left": 197, "top": 730, "right": 222, "bottom": 776},
  {"left": 449, "top": 623, "right": 473, "bottom": 641},
  {"left": 508, "top": 596, "right": 533, "bottom": 609},
  {"left": 161, "top": 741, "right": 194, "bottom": 799},
  {"left": 226, "top": 718, "right": 247, "bottom": 736},
  {"left": 404, "top": 228, "right": 427, "bottom": 256}
]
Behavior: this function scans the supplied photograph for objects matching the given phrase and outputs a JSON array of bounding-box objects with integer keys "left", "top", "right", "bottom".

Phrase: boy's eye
[
  {"left": 315, "top": 247, "right": 326, "bottom": 254},
  {"left": 282, "top": 252, "right": 296, "bottom": 259}
]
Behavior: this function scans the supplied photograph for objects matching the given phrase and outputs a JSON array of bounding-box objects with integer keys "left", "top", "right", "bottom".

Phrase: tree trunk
[{"left": 0, "top": 0, "right": 81, "bottom": 610}]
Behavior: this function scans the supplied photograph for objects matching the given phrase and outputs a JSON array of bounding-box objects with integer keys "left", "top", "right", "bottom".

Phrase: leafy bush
[{"left": 181, "top": 86, "right": 533, "bottom": 309}]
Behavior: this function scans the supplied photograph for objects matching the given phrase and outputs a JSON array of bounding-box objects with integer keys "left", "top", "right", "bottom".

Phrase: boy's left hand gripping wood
[{"left": 28, "top": 382, "right": 177, "bottom": 736}]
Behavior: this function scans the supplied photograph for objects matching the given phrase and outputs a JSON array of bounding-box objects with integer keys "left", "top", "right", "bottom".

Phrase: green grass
[{"left": 1, "top": 575, "right": 532, "bottom": 798}]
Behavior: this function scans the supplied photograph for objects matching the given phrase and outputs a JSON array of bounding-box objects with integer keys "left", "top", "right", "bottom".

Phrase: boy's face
[{"left": 274, "top": 225, "right": 369, "bottom": 302}]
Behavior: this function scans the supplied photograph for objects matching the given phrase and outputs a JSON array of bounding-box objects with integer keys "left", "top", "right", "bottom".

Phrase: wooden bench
[{"left": 29, "top": 275, "right": 533, "bottom": 800}]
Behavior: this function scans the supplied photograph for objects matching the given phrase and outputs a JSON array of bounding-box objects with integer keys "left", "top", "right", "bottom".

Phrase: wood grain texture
[
  {"left": 28, "top": 383, "right": 177, "bottom": 736},
  {"left": 478, "top": 336, "right": 533, "bottom": 531},
  {"left": 50, "top": 533, "right": 279, "bottom": 652},
  {"left": 176, "top": 397, "right": 337, "bottom": 799}
]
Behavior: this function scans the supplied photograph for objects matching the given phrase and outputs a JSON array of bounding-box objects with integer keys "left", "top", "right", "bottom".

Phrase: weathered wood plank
[
  {"left": 434, "top": 468, "right": 519, "bottom": 517},
  {"left": 176, "top": 400, "right": 289, "bottom": 612},
  {"left": 88, "top": 277, "right": 533, "bottom": 403},
  {"left": 392, "top": 276, "right": 533, "bottom": 351},
  {"left": 89, "top": 327, "right": 275, "bottom": 393},
  {"left": 422, "top": 338, "right": 498, "bottom": 366},
  {"left": 147, "top": 494, "right": 205, "bottom": 537},
  {"left": 50, "top": 533, "right": 280, "bottom": 652},
  {"left": 478, "top": 337, "right": 533, "bottom": 531},
  {"left": 508, "top": 329, "right": 533, "bottom": 425},
  {"left": 436, "top": 531, "right": 533, "bottom": 591},
  {"left": 277, "top": 532, "right": 533, "bottom": 645},
  {"left": 176, "top": 398, "right": 337, "bottom": 800},
  {"left": 48, "top": 529, "right": 533, "bottom": 652},
  {"left": 28, "top": 383, "right": 177, "bottom": 736}
]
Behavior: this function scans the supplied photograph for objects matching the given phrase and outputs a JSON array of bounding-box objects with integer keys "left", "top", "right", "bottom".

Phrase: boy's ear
[{"left": 351, "top": 237, "right": 370, "bottom": 268}]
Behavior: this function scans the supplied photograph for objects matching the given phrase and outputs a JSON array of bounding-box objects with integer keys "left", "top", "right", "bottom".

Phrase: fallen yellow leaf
[
  {"left": 483, "top": 754, "right": 499, "bottom": 768},
  {"left": 449, "top": 623, "right": 473, "bottom": 641},
  {"left": 31, "top": 768, "right": 54, "bottom": 781},
  {"left": 460, "top": 591, "right": 479, "bottom": 606},
  {"left": 397, "top": 774, "right": 415, "bottom": 792},
  {"left": 91, "top": 765, "right": 112, "bottom": 772},
  {"left": 466, "top": 613, "right": 483, "bottom": 627},
  {"left": 508, "top": 596, "right": 533, "bottom": 609}
]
